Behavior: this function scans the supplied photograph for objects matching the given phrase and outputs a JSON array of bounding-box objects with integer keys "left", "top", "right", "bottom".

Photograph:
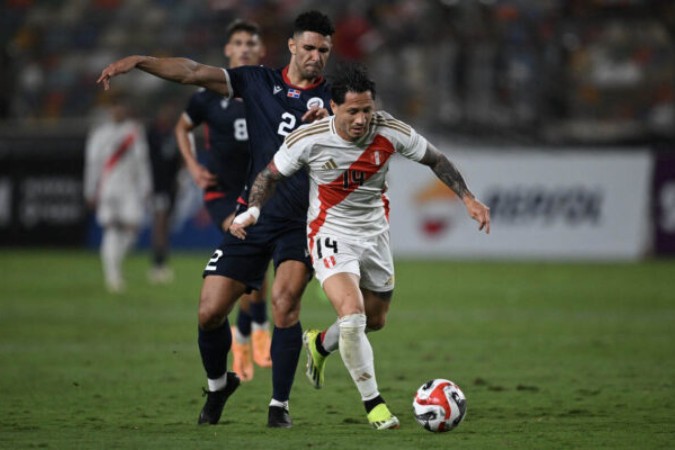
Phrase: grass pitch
[{"left": 0, "top": 250, "right": 674, "bottom": 449}]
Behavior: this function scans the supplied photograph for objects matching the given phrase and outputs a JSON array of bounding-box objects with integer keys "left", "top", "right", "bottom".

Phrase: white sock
[
  {"left": 101, "top": 227, "right": 124, "bottom": 286},
  {"left": 269, "top": 398, "right": 289, "bottom": 410},
  {"left": 338, "top": 314, "right": 379, "bottom": 401},
  {"left": 233, "top": 327, "right": 250, "bottom": 344},
  {"left": 207, "top": 373, "right": 228, "bottom": 392},
  {"left": 119, "top": 228, "right": 137, "bottom": 257},
  {"left": 322, "top": 321, "right": 340, "bottom": 353},
  {"left": 252, "top": 321, "right": 269, "bottom": 332}
]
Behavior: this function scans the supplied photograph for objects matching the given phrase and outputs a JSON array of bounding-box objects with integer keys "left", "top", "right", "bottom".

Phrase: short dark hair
[
  {"left": 225, "top": 19, "right": 261, "bottom": 44},
  {"left": 330, "top": 63, "right": 377, "bottom": 105},
  {"left": 293, "top": 11, "right": 334, "bottom": 37}
]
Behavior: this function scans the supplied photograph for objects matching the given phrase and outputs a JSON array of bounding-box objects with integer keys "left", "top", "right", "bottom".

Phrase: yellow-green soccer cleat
[
  {"left": 367, "top": 404, "right": 400, "bottom": 430},
  {"left": 302, "top": 329, "right": 326, "bottom": 389}
]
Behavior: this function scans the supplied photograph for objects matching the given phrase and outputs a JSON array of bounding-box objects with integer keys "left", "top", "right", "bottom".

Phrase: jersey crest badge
[
  {"left": 306, "top": 97, "right": 325, "bottom": 110},
  {"left": 287, "top": 89, "right": 301, "bottom": 99}
]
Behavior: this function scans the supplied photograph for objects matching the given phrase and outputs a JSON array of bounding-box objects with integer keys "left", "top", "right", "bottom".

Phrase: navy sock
[
  {"left": 271, "top": 322, "right": 302, "bottom": 402},
  {"left": 249, "top": 300, "right": 268, "bottom": 325},
  {"left": 236, "top": 308, "right": 252, "bottom": 337},
  {"left": 198, "top": 319, "right": 231, "bottom": 380}
]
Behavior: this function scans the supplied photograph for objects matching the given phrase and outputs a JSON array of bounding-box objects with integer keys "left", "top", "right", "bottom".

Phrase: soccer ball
[{"left": 412, "top": 379, "right": 467, "bottom": 432}]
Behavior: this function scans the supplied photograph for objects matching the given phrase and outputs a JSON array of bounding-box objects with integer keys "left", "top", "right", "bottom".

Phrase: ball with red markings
[{"left": 412, "top": 379, "right": 467, "bottom": 432}]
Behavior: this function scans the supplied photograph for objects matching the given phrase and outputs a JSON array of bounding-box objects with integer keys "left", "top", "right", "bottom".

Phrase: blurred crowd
[{"left": 2, "top": 0, "right": 674, "bottom": 144}]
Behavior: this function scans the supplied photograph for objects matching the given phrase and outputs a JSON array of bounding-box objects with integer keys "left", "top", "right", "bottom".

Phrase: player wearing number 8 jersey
[{"left": 230, "top": 64, "right": 491, "bottom": 430}]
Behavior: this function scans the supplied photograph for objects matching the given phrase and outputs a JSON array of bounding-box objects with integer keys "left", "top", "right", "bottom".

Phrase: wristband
[{"left": 233, "top": 206, "right": 260, "bottom": 225}]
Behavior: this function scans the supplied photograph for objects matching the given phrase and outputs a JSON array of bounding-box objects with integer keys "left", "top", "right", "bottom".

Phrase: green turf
[{"left": 1, "top": 250, "right": 674, "bottom": 449}]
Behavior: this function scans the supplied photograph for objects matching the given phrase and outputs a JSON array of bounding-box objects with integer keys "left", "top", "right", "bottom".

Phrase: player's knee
[
  {"left": 271, "top": 293, "right": 301, "bottom": 326},
  {"left": 198, "top": 307, "right": 223, "bottom": 330},
  {"left": 271, "top": 287, "right": 301, "bottom": 312},
  {"left": 198, "top": 298, "right": 227, "bottom": 330},
  {"left": 339, "top": 314, "right": 367, "bottom": 339},
  {"left": 366, "top": 314, "right": 386, "bottom": 332}
]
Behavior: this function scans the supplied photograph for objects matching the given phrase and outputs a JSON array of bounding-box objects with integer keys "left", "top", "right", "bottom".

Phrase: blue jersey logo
[{"left": 287, "top": 89, "right": 301, "bottom": 99}]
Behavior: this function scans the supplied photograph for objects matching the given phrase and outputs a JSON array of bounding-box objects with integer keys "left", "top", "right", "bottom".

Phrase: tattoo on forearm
[
  {"left": 432, "top": 156, "right": 472, "bottom": 199},
  {"left": 248, "top": 162, "right": 284, "bottom": 208}
]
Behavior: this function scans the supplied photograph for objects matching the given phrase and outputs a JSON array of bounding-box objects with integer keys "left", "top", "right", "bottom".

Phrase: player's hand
[
  {"left": 464, "top": 197, "right": 491, "bottom": 234},
  {"left": 302, "top": 107, "right": 329, "bottom": 123},
  {"left": 189, "top": 164, "right": 217, "bottom": 190},
  {"left": 228, "top": 207, "right": 260, "bottom": 240},
  {"left": 97, "top": 56, "right": 142, "bottom": 90}
]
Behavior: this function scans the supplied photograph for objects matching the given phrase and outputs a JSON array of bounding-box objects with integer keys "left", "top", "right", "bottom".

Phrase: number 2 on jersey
[{"left": 277, "top": 112, "right": 296, "bottom": 137}]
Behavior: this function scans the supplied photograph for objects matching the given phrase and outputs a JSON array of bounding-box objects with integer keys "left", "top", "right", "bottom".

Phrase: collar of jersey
[{"left": 281, "top": 66, "right": 325, "bottom": 90}]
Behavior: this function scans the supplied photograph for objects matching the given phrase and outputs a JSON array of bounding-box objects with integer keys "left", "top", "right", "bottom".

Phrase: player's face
[
  {"left": 331, "top": 91, "right": 375, "bottom": 142},
  {"left": 225, "top": 31, "right": 264, "bottom": 68},
  {"left": 289, "top": 31, "right": 332, "bottom": 81}
]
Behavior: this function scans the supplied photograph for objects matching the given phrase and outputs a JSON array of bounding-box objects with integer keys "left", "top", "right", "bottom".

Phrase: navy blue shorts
[{"left": 202, "top": 214, "right": 312, "bottom": 292}]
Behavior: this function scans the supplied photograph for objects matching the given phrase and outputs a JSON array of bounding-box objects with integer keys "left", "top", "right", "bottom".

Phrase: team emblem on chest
[
  {"left": 306, "top": 97, "right": 324, "bottom": 110},
  {"left": 371, "top": 150, "right": 381, "bottom": 166}
]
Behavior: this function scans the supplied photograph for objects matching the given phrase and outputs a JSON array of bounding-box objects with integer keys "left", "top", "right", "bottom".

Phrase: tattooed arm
[
  {"left": 419, "top": 143, "right": 491, "bottom": 234},
  {"left": 229, "top": 161, "right": 287, "bottom": 239}
]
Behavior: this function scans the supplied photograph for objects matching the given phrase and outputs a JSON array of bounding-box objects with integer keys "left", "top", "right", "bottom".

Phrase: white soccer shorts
[
  {"left": 310, "top": 231, "right": 395, "bottom": 292},
  {"left": 97, "top": 194, "right": 145, "bottom": 227}
]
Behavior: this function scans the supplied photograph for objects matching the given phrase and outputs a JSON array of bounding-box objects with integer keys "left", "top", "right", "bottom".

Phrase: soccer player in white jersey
[
  {"left": 84, "top": 95, "right": 151, "bottom": 293},
  {"left": 230, "top": 64, "right": 490, "bottom": 430}
]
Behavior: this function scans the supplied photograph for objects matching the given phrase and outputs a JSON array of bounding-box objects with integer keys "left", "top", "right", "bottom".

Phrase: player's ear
[
  {"left": 288, "top": 37, "right": 296, "bottom": 55},
  {"left": 329, "top": 99, "right": 337, "bottom": 112},
  {"left": 223, "top": 43, "right": 230, "bottom": 59}
]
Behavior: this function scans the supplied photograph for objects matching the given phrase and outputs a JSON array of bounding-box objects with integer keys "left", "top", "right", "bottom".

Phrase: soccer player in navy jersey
[
  {"left": 98, "top": 11, "right": 334, "bottom": 428},
  {"left": 175, "top": 20, "right": 272, "bottom": 385}
]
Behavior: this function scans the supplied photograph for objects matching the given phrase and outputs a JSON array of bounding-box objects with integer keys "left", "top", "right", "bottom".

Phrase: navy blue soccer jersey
[
  {"left": 224, "top": 65, "right": 332, "bottom": 222},
  {"left": 184, "top": 89, "right": 250, "bottom": 196}
]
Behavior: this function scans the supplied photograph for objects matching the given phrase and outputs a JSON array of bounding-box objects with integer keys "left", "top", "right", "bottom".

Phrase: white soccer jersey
[
  {"left": 84, "top": 119, "right": 151, "bottom": 225},
  {"left": 84, "top": 119, "right": 151, "bottom": 203},
  {"left": 273, "top": 111, "right": 428, "bottom": 243}
]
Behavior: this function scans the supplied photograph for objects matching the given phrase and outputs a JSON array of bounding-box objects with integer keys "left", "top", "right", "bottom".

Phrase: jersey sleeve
[
  {"left": 224, "top": 66, "right": 262, "bottom": 100},
  {"left": 398, "top": 126, "right": 428, "bottom": 162},
  {"left": 184, "top": 90, "right": 207, "bottom": 126},
  {"left": 83, "top": 127, "right": 102, "bottom": 202},
  {"left": 273, "top": 139, "right": 310, "bottom": 178}
]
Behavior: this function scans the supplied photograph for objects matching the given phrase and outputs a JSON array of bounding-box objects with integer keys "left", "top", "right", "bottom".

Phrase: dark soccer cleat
[
  {"left": 197, "top": 372, "right": 241, "bottom": 425},
  {"left": 267, "top": 405, "right": 292, "bottom": 428}
]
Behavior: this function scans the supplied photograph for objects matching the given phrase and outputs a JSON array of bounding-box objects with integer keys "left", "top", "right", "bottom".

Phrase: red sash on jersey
[
  {"left": 95, "top": 131, "right": 136, "bottom": 200},
  {"left": 307, "top": 134, "right": 395, "bottom": 256}
]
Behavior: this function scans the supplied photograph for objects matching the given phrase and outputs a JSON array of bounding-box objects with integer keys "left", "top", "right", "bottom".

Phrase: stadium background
[
  {"left": 1, "top": 0, "right": 674, "bottom": 258},
  {"left": 1, "top": 2, "right": 674, "bottom": 448}
]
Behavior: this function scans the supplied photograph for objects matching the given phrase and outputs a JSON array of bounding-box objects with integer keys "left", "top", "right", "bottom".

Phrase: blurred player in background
[
  {"left": 230, "top": 64, "right": 491, "bottom": 429},
  {"left": 174, "top": 20, "right": 272, "bottom": 383},
  {"left": 98, "top": 11, "right": 334, "bottom": 427},
  {"left": 84, "top": 94, "right": 151, "bottom": 293},
  {"left": 147, "top": 101, "right": 182, "bottom": 285}
]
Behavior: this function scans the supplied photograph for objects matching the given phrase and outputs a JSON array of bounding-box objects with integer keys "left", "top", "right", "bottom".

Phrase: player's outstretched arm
[
  {"left": 97, "top": 55, "right": 229, "bottom": 96},
  {"left": 419, "top": 143, "right": 491, "bottom": 234},
  {"left": 229, "top": 161, "right": 287, "bottom": 239},
  {"left": 174, "top": 113, "right": 217, "bottom": 189}
]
